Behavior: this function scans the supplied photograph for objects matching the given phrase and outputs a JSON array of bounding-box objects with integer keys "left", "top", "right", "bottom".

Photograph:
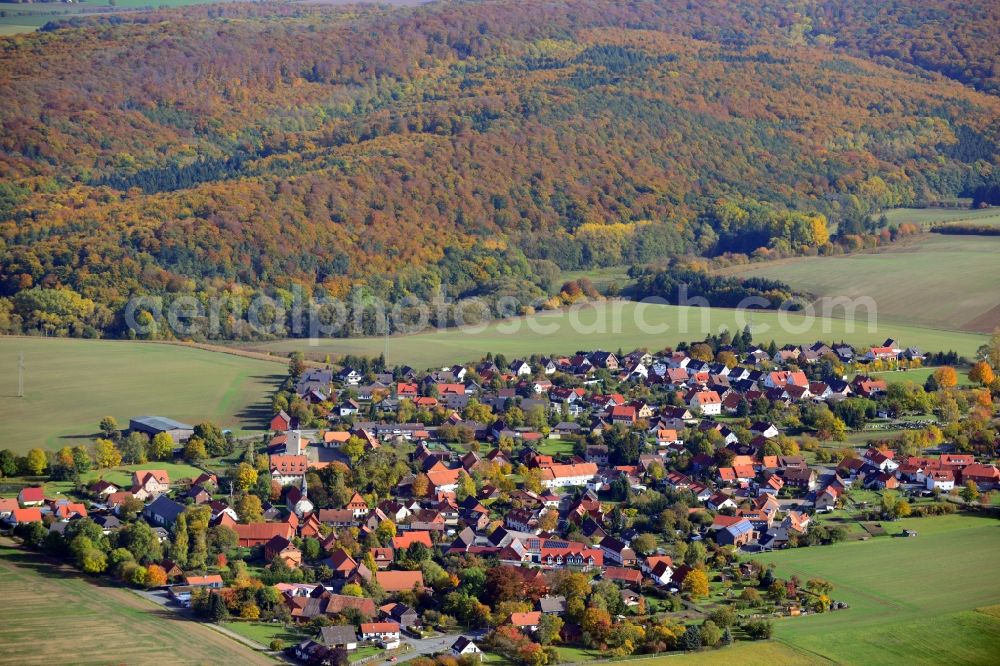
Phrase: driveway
[{"left": 396, "top": 629, "right": 488, "bottom": 662}]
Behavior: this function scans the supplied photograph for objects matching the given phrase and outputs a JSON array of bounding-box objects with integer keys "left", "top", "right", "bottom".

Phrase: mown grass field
[
  {"left": 880, "top": 206, "right": 1000, "bottom": 227},
  {"left": 0, "top": 540, "right": 274, "bottom": 665},
  {"left": 249, "top": 301, "right": 987, "bottom": 368},
  {"left": 864, "top": 366, "right": 974, "bottom": 388},
  {"left": 625, "top": 641, "right": 824, "bottom": 665},
  {"left": 559, "top": 265, "right": 632, "bottom": 293},
  {"left": 76, "top": 461, "right": 208, "bottom": 489},
  {"left": 220, "top": 620, "right": 308, "bottom": 648},
  {"left": 757, "top": 514, "right": 1000, "bottom": 665},
  {"left": 717, "top": 211, "right": 1000, "bottom": 334},
  {"left": 0, "top": 337, "right": 284, "bottom": 453}
]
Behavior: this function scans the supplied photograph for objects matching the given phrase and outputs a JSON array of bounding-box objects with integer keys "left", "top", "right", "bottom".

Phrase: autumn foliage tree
[
  {"left": 681, "top": 569, "right": 710, "bottom": 599},
  {"left": 1, "top": 0, "right": 997, "bottom": 341},
  {"left": 933, "top": 366, "right": 959, "bottom": 389},
  {"left": 969, "top": 361, "right": 994, "bottom": 387},
  {"left": 145, "top": 564, "right": 168, "bottom": 587}
]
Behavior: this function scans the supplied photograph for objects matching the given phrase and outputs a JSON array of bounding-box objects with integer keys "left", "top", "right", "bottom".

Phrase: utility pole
[
  {"left": 384, "top": 324, "right": 390, "bottom": 368},
  {"left": 17, "top": 352, "right": 24, "bottom": 398}
]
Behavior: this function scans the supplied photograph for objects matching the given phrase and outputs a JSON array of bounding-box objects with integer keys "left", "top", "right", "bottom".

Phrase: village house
[
  {"left": 17, "top": 486, "right": 45, "bottom": 507},
  {"left": 320, "top": 625, "right": 359, "bottom": 652},
  {"left": 506, "top": 611, "right": 542, "bottom": 634},
  {"left": 688, "top": 390, "right": 722, "bottom": 415},
  {"left": 131, "top": 470, "right": 170, "bottom": 501},
  {"left": 270, "top": 454, "right": 309, "bottom": 486},
  {"left": 359, "top": 621, "right": 400, "bottom": 644},
  {"left": 539, "top": 462, "right": 599, "bottom": 489},
  {"left": 143, "top": 495, "right": 184, "bottom": 528},
  {"left": 451, "top": 637, "right": 482, "bottom": 658},
  {"left": 599, "top": 536, "right": 637, "bottom": 567}
]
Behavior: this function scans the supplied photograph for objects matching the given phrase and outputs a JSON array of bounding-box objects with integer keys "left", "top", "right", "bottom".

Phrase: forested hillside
[{"left": 0, "top": 0, "right": 997, "bottom": 339}]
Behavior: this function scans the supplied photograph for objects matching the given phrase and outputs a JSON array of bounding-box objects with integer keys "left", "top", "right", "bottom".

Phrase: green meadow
[
  {"left": 880, "top": 206, "right": 1000, "bottom": 227},
  {"left": 758, "top": 514, "right": 1000, "bottom": 665},
  {"left": 718, "top": 232, "right": 1000, "bottom": 334},
  {"left": 249, "top": 300, "right": 987, "bottom": 368},
  {"left": 0, "top": 337, "right": 283, "bottom": 453},
  {"left": 0, "top": 541, "right": 274, "bottom": 665}
]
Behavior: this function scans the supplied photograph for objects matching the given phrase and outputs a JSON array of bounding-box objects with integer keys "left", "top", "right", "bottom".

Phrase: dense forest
[{"left": 0, "top": 0, "right": 997, "bottom": 338}]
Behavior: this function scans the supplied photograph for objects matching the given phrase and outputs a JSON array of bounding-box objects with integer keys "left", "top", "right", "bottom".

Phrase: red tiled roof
[
  {"left": 361, "top": 621, "right": 400, "bottom": 633},
  {"left": 135, "top": 469, "right": 170, "bottom": 486},
  {"left": 539, "top": 463, "right": 598, "bottom": 480},
  {"left": 270, "top": 455, "right": 309, "bottom": 474},
  {"left": 12, "top": 508, "right": 42, "bottom": 523},
  {"left": 508, "top": 611, "right": 542, "bottom": 627},
  {"left": 604, "top": 566, "right": 642, "bottom": 584},
  {"left": 18, "top": 487, "right": 45, "bottom": 503},
  {"left": 375, "top": 570, "right": 424, "bottom": 592},
  {"left": 233, "top": 522, "right": 294, "bottom": 545},
  {"left": 392, "top": 531, "right": 433, "bottom": 550}
]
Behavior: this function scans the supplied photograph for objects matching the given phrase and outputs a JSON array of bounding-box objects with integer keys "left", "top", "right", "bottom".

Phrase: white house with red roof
[
  {"left": 270, "top": 455, "right": 309, "bottom": 486},
  {"left": 925, "top": 470, "right": 955, "bottom": 492},
  {"left": 687, "top": 390, "right": 722, "bottom": 415},
  {"left": 17, "top": 486, "right": 45, "bottom": 507},
  {"left": 538, "top": 462, "right": 598, "bottom": 489},
  {"left": 130, "top": 470, "right": 170, "bottom": 501}
]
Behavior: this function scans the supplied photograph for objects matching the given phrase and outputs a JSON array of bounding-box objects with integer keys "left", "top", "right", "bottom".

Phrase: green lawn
[
  {"left": 80, "top": 462, "right": 208, "bottom": 488},
  {"left": 535, "top": 438, "right": 577, "bottom": 457},
  {"left": 757, "top": 514, "right": 1000, "bottom": 664},
  {"left": 864, "top": 366, "right": 973, "bottom": 388},
  {"left": 0, "top": 337, "right": 284, "bottom": 452},
  {"left": 717, "top": 231, "right": 1000, "bottom": 334},
  {"left": 0, "top": 540, "right": 274, "bottom": 665},
  {"left": 247, "top": 301, "right": 986, "bottom": 368},
  {"left": 221, "top": 621, "right": 307, "bottom": 648},
  {"left": 555, "top": 646, "right": 604, "bottom": 663}
]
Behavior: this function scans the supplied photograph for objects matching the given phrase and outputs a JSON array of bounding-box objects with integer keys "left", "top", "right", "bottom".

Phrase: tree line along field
[
  {"left": 247, "top": 301, "right": 988, "bottom": 369},
  {"left": 0, "top": 540, "right": 273, "bottom": 665},
  {"left": 715, "top": 209, "right": 1000, "bottom": 334},
  {"left": 0, "top": 337, "right": 284, "bottom": 453},
  {"left": 756, "top": 514, "right": 1000, "bottom": 665},
  {"left": 0, "top": 0, "right": 237, "bottom": 35}
]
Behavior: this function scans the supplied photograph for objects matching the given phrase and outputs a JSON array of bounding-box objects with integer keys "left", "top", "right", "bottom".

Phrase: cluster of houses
[
  {"left": 277, "top": 342, "right": 918, "bottom": 450},
  {"left": 3, "top": 335, "right": 996, "bottom": 665},
  {"left": 2, "top": 468, "right": 187, "bottom": 535}
]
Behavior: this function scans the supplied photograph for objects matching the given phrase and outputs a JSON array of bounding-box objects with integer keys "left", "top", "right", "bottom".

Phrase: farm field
[
  {"left": 715, "top": 228, "right": 1000, "bottom": 334},
  {"left": 0, "top": 540, "right": 273, "bottom": 665},
  {"left": 0, "top": 0, "right": 236, "bottom": 34},
  {"left": 880, "top": 206, "right": 1000, "bottom": 227},
  {"left": 0, "top": 337, "right": 284, "bottom": 453},
  {"left": 629, "top": 641, "right": 823, "bottom": 665},
  {"left": 559, "top": 265, "right": 632, "bottom": 293},
  {"left": 757, "top": 514, "right": 1000, "bottom": 665},
  {"left": 247, "top": 301, "right": 987, "bottom": 368},
  {"left": 0, "top": 0, "right": 429, "bottom": 34}
]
